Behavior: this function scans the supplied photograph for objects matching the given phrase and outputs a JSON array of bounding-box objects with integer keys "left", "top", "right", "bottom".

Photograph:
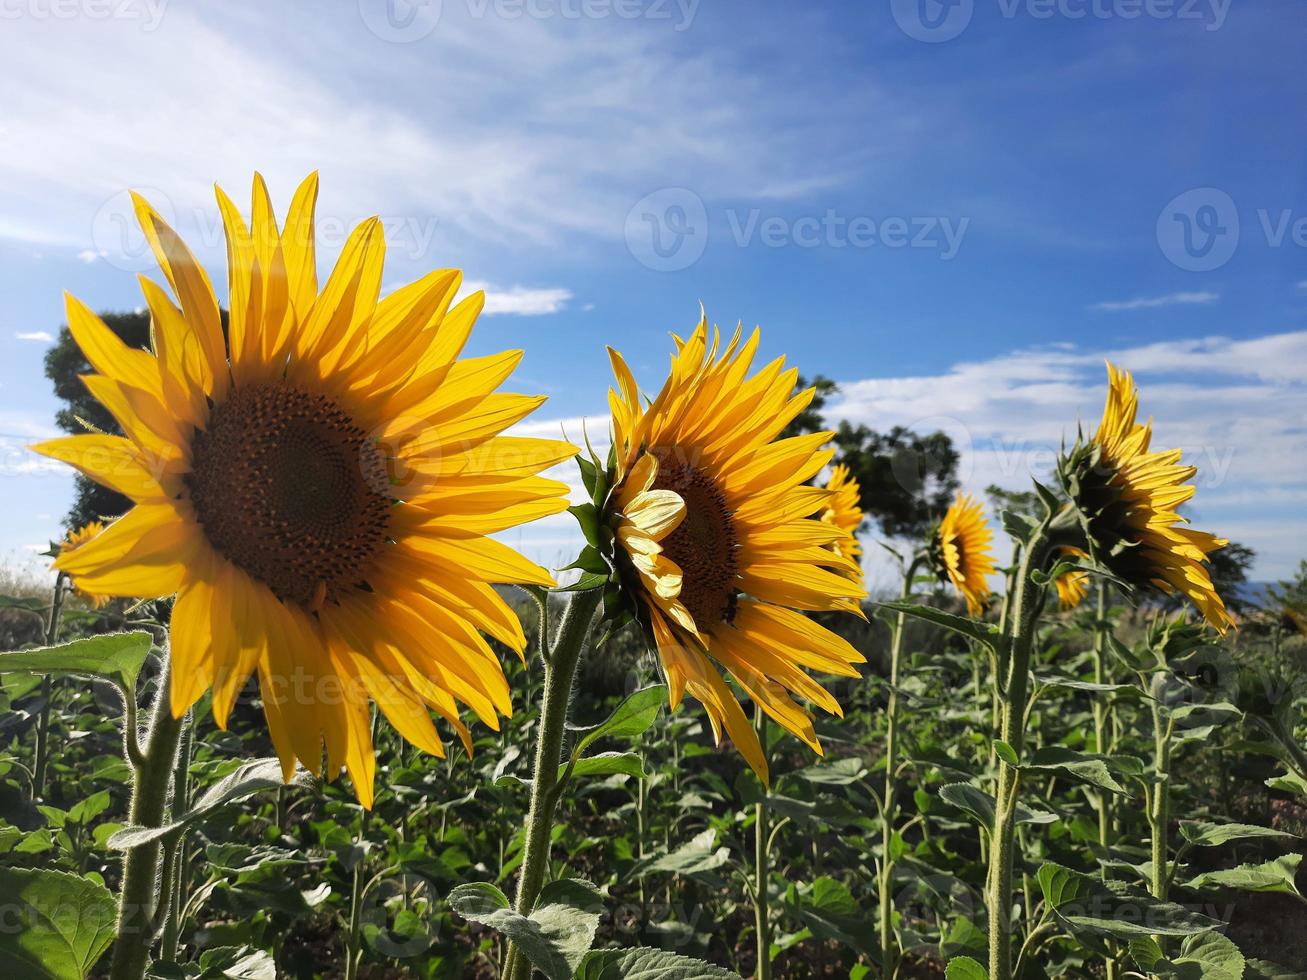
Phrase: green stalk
[
  {"left": 879, "top": 556, "right": 920, "bottom": 980},
  {"left": 505, "top": 588, "right": 601, "bottom": 980},
  {"left": 32, "top": 571, "right": 68, "bottom": 800},
  {"left": 159, "top": 712, "right": 193, "bottom": 963},
  {"left": 344, "top": 804, "right": 372, "bottom": 980},
  {"left": 987, "top": 520, "right": 1051, "bottom": 980},
  {"left": 1089, "top": 581, "right": 1119, "bottom": 980},
  {"left": 754, "top": 710, "right": 772, "bottom": 980},
  {"left": 1148, "top": 699, "right": 1172, "bottom": 903},
  {"left": 108, "top": 659, "right": 185, "bottom": 980}
]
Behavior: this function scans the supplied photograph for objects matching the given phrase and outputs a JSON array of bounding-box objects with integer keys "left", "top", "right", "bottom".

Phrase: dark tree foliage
[
  {"left": 43, "top": 310, "right": 153, "bottom": 531},
  {"left": 783, "top": 374, "right": 961, "bottom": 540},
  {"left": 985, "top": 483, "right": 1041, "bottom": 521},
  {"left": 833, "top": 422, "right": 960, "bottom": 540},
  {"left": 1206, "top": 541, "right": 1256, "bottom": 614}
]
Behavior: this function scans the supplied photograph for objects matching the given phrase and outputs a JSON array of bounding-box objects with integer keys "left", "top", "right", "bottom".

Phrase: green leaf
[
  {"left": 195, "top": 945, "right": 277, "bottom": 979},
  {"left": 1183, "top": 855, "right": 1303, "bottom": 898},
  {"left": 877, "top": 601, "right": 1001, "bottom": 651},
  {"left": 573, "top": 685, "right": 668, "bottom": 756},
  {"left": 561, "top": 545, "right": 609, "bottom": 576},
  {"left": 945, "top": 956, "right": 988, "bottom": 980},
  {"left": 1129, "top": 932, "right": 1246, "bottom": 980},
  {"left": 0, "top": 630, "right": 153, "bottom": 694},
  {"left": 568, "top": 504, "right": 603, "bottom": 549},
  {"left": 992, "top": 740, "right": 1019, "bottom": 767},
  {"left": 560, "top": 751, "right": 645, "bottom": 781},
  {"left": 0, "top": 867, "right": 116, "bottom": 980},
  {"left": 109, "top": 758, "right": 313, "bottom": 850},
  {"left": 1244, "top": 958, "right": 1307, "bottom": 980},
  {"left": 1032, "top": 671, "right": 1141, "bottom": 696},
  {"left": 1024, "top": 747, "right": 1127, "bottom": 795},
  {"left": 552, "top": 571, "right": 609, "bottom": 593},
  {"left": 1179, "top": 820, "right": 1297, "bottom": 847},
  {"left": 629, "top": 829, "right": 730, "bottom": 879},
  {"left": 448, "top": 878, "right": 603, "bottom": 980},
  {"left": 938, "top": 782, "right": 1056, "bottom": 830},
  {"left": 575, "top": 947, "right": 742, "bottom": 979},
  {"left": 784, "top": 876, "right": 873, "bottom": 954},
  {"left": 1038, "top": 862, "right": 1221, "bottom": 939}
]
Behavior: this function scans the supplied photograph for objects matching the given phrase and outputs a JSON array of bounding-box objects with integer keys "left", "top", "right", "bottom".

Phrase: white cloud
[
  {"left": 14, "top": 331, "right": 54, "bottom": 342},
  {"left": 76, "top": 249, "right": 100, "bottom": 264},
  {"left": 1091, "top": 291, "right": 1219, "bottom": 312},
  {"left": 462, "top": 281, "right": 572, "bottom": 316}
]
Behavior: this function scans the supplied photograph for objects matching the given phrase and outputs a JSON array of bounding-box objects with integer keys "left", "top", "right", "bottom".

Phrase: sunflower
[
  {"left": 1053, "top": 545, "right": 1090, "bottom": 611},
  {"left": 32, "top": 174, "right": 575, "bottom": 806},
  {"left": 820, "top": 463, "right": 864, "bottom": 569},
  {"left": 57, "top": 522, "right": 110, "bottom": 609},
  {"left": 1060, "top": 363, "right": 1232, "bottom": 633},
  {"left": 604, "top": 316, "right": 867, "bottom": 783},
  {"left": 930, "top": 494, "right": 996, "bottom": 616}
]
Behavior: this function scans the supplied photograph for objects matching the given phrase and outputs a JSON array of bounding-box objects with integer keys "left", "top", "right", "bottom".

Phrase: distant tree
[
  {"left": 986, "top": 483, "right": 1041, "bottom": 522},
  {"left": 1207, "top": 541, "right": 1256, "bottom": 614},
  {"left": 44, "top": 311, "right": 153, "bottom": 531},
  {"left": 833, "top": 422, "right": 960, "bottom": 540},
  {"left": 1271, "top": 560, "right": 1307, "bottom": 634}
]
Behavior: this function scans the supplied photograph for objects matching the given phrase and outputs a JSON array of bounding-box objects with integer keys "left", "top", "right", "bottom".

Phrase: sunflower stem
[
  {"left": 32, "top": 571, "right": 68, "bottom": 800},
  {"left": 879, "top": 555, "right": 920, "bottom": 980},
  {"left": 1090, "top": 581, "right": 1120, "bottom": 980},
  {"left": 109, "top": 658, "right": 185, "bottom": 980},
  {"left": 754, "top": 709, "right": 772, "bottom": 980},
  {"left": 506, "top": 587, "right": 601, "bottom": 980},
  {"left": 987, "top": 517, "right": 1051, "bottom": 980}
]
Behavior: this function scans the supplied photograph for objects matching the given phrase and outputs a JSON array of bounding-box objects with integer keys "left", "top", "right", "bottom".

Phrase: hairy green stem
[
  {"left": 1090, "top": 581, "right": 1119, "bottom": 980},
  {"left": 879, "top": 557, "right": 920, "bottom": 980},
  {"left": 108, "top": 660, "right": 185, "bottom": 980},
  {"left": 159, "top": 712, "right": 193, "bottom": 963},
  {"left": 988, "top": 521, "right": 1051, "bottom": 980},
  {"left": 754, "top": 710, "right": 772, "bottom": 980},
  {"left": 1148, "top": 700, "right": 1172, "bottom": 903},
  {"left": 506, "top": 588, "right": 601, "bottom": 980},
  {"left": 32, "top": 571, "right": 68, "bottom": 799}
]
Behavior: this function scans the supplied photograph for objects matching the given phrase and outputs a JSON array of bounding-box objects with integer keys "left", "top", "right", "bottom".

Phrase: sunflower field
[{"left": 2, "top": 176, "right": 1305, "bottom": 980}]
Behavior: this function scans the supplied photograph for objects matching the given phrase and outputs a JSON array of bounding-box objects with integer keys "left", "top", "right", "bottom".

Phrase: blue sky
[{"left": 1, "top": 0, "right": 1305, "bottom": 589}]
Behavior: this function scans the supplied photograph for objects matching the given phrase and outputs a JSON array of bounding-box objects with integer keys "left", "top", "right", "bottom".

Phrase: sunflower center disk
[
  {"left": 187, "top": 383, "right": 392, "bottom": 608},
  {"left": 649, "top": 452, "right": 739, "bottom": 626}
]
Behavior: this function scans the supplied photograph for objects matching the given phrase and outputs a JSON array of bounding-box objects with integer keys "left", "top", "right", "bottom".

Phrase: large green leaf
[
  {"left": 938, "top": 783, "right": 1057, "bottom": 830},
  {"left": 109, "top": 759, "right": 313, "bottom": 850},
  {"left": 0, "top": 868, "right": 116, "bottom": 980},
  {"left": 560, "top": 752, "right": 645, "bottom": 781},
  {"left": 1023, "top": 747, "right": 1128, "bottom": 795},
  {"left": 878, "top": 601, "right": 1001, "bottom": 651},
  {"left": 448, "top": 878, "right": 603, "bottom": 980},
  {"left": 0, "top": 631, "right": 154, "bottom": 693},
  {"left": 1179, "top": 821, "right": 1297, "bottom": 847},
  {"left": 1183, "top": 855, "right": 1303, "bottom": 898},
  {"left": 575, "top": 947, "right": 742, "bottom": 979},
  {"left": 572, "top": 685, "right": 668, "bottom": 755},
  {"left": 1128, "top": 933, "right": 1246, "bottom": 980},
  {"left": 944, "top": 957, "right": 988, "bottom": 980},
  {"left": 1037, "top": 863, "right": 1221, "bottom": 939},
  {"left": 784, "top": 876, "right": 873, "bottom": 954},
  {"left": 628, "top": 829, "right": 730, "bottom": 879}
]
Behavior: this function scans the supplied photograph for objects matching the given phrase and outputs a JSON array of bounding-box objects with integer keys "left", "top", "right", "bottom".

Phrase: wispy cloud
[
  {"left": 1091, "top": 291, "right": 1219, "bottom": 312},
  {"left": 463, "top": 281, "right": 572, "bottom": 316},
  {"left": 14, "top": 331, "right": 54, "bottom": 342}
]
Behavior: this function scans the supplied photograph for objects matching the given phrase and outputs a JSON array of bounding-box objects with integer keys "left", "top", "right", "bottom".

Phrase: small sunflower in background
[
  {"left": 57, "top": 522, "right": 110, "bottom": 609},
  {"left": 929, "top": 494, "right": 996, "bottom": 616},
  {"left": 590, "top": 315, "right": 866, "bottom": 784},
  {"left": 820, "top": 463, "right": 864, "bottom": 572},
  {"left": 1053, "top": 545, "right": 1090, "bottom": 611},
  {"left": 1059, "top": 363, "right": 1233, "bottom": 633},
  {"left": 32, "top": 174, "right": 575, "bottom": 806}
]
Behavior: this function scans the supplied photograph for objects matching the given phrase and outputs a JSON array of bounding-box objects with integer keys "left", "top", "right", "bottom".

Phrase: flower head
[
  {"left": 930, "top": 494, "right": 996, "bottom": 616},
  {"left": 601, "top": 316, "right": 866, "bottom": 783},
  {"left": 58, "top": 522, "right": 110, "bottom": 609},
  {"left": 1053, "top": 545, "right": 1090, "bottom": 611},
  {"left": 32, "top": 175, "right": 575, "bottom": 806},
  {"left": 1059, "top": 363, "right": 1232, "bottom": 633},
  {"left": 820, "top": 463, "right": 864, "bottom": 571}
]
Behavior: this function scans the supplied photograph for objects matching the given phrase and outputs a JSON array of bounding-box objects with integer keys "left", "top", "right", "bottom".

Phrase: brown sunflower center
[
  {"left": 187, "top": 383, "right": 392, "bottom": 609},
  {"left": 649, "top": 450, "right": 739, "bottom": 626}
]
